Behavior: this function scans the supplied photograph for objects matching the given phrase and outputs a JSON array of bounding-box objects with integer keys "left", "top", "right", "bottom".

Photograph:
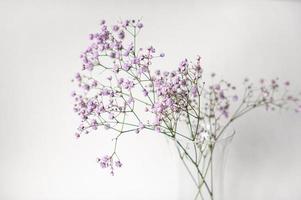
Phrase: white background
[{"left": 0, "top": 0, "right": 301, "bottom": 199}]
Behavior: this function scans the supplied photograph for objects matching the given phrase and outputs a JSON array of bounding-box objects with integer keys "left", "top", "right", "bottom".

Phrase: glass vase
[{"left": 176, "top": 130, "right": 234, "bottom": 200}]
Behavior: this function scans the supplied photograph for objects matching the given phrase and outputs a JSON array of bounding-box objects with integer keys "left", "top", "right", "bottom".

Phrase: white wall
[{"left": 0, "top": 0, "right": 301, "bottom": 199}]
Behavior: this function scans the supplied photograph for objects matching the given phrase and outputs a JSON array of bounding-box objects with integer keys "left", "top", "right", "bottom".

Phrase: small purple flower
[
  {"left": 163, "top": 71, "right": 169, "bottom": 77},
  {"left": 109, "top": 51, "right": 116, "bottom": 58},
  {"left": 142, "top": 89, "right": 148, "bottom": 96},
  {"left": 219, "top": 91, "right": 225, "bottom": 99},
  {"left": 222, "top": 110, "right": 229, "bottom": 118},
  {"left": 91, "top": 80, "right": 97, "bottom": 87},
  {"left": 127, "top": 97, "right": 134, "bottom": 105},
  {"left": 155, "top": 126, "right": 161, "bottom": 133},
  {"left": 100, "top": 20, "right": 106, "bottom": 25},
  {"left": 99, "top": 155, "right": 110, "bottom": 168},
  {"left": 123, "top": 20, "right": 130, "bottom": 27},
  {"left": 165, "top": 98, "right": 173, "bottom": 106},
  {"left": 118, "top": 31, "right": 125, "bottom": 40},
  {"left": 260, "top": 79, "right": 265, "bottom": 84},
  {"left": 191, "top": 86, "right": 198, "bottom": 97},
  {"left": 180, "top": 80, "right": 187, "bottom": 86},
  {"left": 83, "top": 84, "right": 90, "bottom": 91},
  {"left": 122, "top": 63, "right": 131, "bottom": 71},
  {"left": 75, "top": 133, "right": 80, "bottom": 139},
  {"left": 179, "top": 59, "right": 188, "bottom": 71},
  {"left": 112, "top": 25, "right": 119, "bottom": 32},
  {"left": 75, "top": 73, "right": 82, "bottom": 82},
  {"left": 137, "top": 22, "right": 143, "bottom": 29},
  {"left": 118, "top": 78, "right": 124, "bottom": 85},
  {"left": 71, "top": 91, "right": 76, "bottom": 97},
  {"left": 160, "top": 53, "right": 165, "bottom": 57},
  {"left": 115, "top": 161, "right": 122, "bottom": 168},
  {"left": 147, "top": 46, "right": 155, "bottom": 53}
]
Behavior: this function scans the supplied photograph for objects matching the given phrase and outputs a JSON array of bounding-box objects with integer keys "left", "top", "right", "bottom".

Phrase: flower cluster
[
  {"left": 149, "top": 57, "right": 203, "bottom": 131},
  {"left": 72, "top": 19, "right": 301, "bottom": 175},
  {"left": 72, "top": 19, "right": 166, "bottom": 174},
  {"left": 97, "top": 155, "right": 122, "bottom": 176}
]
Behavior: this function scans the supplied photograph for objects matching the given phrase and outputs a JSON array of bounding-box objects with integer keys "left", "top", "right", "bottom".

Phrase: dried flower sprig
[{"left": 71, "top": 19, "right": 300, "bottom": 196}]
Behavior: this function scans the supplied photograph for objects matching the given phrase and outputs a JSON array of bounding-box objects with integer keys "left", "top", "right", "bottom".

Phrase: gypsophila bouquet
[{"left": 71, "top": 19, "right": 301, "bottom": 199}]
